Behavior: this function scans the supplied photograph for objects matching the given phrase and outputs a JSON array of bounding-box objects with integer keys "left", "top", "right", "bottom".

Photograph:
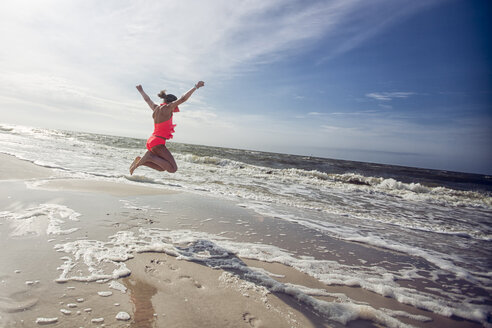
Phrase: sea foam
[
  {"left": 53, "top": 227, "right": 490, "bottom": 326},
  {"left": 0, "top": 203, "right": 80, "bottom": 237},
  {"left": 35, "top": 317, "right": 58, "bottom": 324}
]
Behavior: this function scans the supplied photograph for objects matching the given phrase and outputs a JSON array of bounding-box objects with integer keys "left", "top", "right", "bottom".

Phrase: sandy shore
[
  {"left": 0, "top": 154, "right": 320, "bottom": 327},
  {"left": 0, "top": 154, "right": 483, "bottom": 328},
  {"left": 0, "top": 154, "right": 54, "bottom": 180},
  {"left": 38, "top": 178, "right": 177, "bottom": 196}
]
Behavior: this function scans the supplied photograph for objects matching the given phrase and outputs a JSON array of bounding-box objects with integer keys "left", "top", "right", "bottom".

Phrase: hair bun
[{"left": 157, "top": 90, "right": 167, "bottom": 99}]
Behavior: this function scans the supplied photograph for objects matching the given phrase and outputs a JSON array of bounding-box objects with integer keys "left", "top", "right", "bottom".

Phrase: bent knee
[{"left": 168, "top": 163, "right": 178, "bottom": 173}]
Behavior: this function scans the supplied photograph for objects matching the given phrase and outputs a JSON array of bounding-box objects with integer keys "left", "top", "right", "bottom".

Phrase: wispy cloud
[
  {"left": 0, "top": 0, "right": 458, "bottom": 169},
  {"left": 0, "top": 1, "right": 444, "bottom": 90},
  {"left": 366, "top": 92, "right": 416, "bottom": 101},
  {"left": 3, "top": 0, "right": 438, "bottom": 132},
  {"left": 329, "top": 110, "right": 381, "bottom": 116},
  {"left": 3, "top": 0, "right": 402, "bottom": 122},
  {"left": 1, "top": 0, "right": 373, "bottom": 86}
]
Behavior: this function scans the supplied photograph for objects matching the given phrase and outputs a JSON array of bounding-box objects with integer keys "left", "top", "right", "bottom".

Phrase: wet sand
[
  {"left": 0, "top": 154, "right": 54, "bottom": 180},
  {"left": 124, "top": 253, "right": 321, "bottom": 328},
  {"left": 36, "top": 178, "right": 177, "bottom": 196},
  {"left": 0, "top": 154, "right": 483, "bottom": 327},
  {"left": 0, "top": 155, "right": 320, "bottom": 327}
]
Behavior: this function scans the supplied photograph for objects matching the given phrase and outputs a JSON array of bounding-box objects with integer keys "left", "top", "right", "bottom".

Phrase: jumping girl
[{"left": 130, "top": 81, "right": 205, "bottom": 175}]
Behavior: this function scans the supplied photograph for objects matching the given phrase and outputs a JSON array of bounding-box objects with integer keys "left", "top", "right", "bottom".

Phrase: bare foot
[{"left": 129, "top": 156, "right": 141, "bottom": 175}]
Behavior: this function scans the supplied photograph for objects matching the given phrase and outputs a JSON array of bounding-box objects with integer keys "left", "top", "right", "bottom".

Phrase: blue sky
[{"left": 0, "top": 0, "right": 490, "bottom": 174}]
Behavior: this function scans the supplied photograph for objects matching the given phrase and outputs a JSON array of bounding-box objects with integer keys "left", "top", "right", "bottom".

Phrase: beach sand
[{"left": 0, "top": 154, "right": 483, "bottom": 327}]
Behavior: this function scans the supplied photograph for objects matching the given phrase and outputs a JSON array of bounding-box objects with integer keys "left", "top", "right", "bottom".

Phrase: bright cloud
[
  {"left": 0, "top": 0, "right": 440, "bottom": 103},
  {"left": 0, "top": 0, "right": 366, "bottom": 86},
  {"left": 365, "top": 92, "right": 416, "bottom": 101}
]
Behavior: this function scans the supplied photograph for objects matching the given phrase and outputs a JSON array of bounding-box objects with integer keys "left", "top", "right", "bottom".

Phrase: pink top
[
  {"left": 152, "top": 105, "right": 179, "bottom": 139},
  {"left": 153, "top": 118, "right": 176, "bottom": 140}
]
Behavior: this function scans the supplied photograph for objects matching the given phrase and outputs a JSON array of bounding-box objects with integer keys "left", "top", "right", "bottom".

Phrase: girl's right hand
[
  {"left": 136, "top": 85, "right": 143, "bottom": 91},
  {"left": 195, "top": 81, "right": 205, "bottom": 89}
]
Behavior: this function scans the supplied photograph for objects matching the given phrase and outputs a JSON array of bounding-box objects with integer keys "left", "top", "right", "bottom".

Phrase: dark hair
[{"left": 157, "top": 90, "right": 177, "bottom": 104}]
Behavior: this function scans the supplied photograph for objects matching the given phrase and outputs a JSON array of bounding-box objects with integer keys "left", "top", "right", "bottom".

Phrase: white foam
[
  {"left": 239, "top": 201, "right": 491, "bottom": 288},
  {"left": 219, "top": 272, "right": 270, "bottom": 302},
  {"left": 59, "top": 309, "right": 71, "bottom": 315},
  {"left": 109, "top": 281, "right": 127, "bottom": 293},
  {"left": 54, "top": 236, "right": 133, "bottom": 283},
  {"left": 250, "top": 266, "right": 286, "bottom": 278},
  {"left": 381, "top": 308, "right": 432, "bottom": 322},
  {"left": 97, "top": 291, "right": 113, "bottom": 297},
  {"left": 35, "top": 317, "right": 58, "bottom": 324},
  {"left": 0, "top": 204, "right": 80, "bottom": 237},
  {"left": 115, "top": 311, "right": 131, "bottom": 321},
  {"left": 332, "top": 173, "right": 491, "bottom": 208},
  {"left": 51, "top": 227, "right": 490, "bottom": 326},
  {"left": 219, "top": 264, "right": 410, "bottom": 327},
  {"left": 283, "top": 283, "right": 330, "bottom": 296}
]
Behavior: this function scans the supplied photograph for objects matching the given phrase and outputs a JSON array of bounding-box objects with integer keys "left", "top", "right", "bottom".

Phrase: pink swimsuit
[{"left": 146, "top": 105, "right": 179, "bottom": 151}]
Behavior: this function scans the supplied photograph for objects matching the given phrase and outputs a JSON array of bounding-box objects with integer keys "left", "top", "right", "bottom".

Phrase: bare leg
[
  {"left": 129, "top": 156, "right": 141, "bottom": 175},
  {"left": 135, "top": 148, "right": 176, "bottom": 173},
  {"left": 130, "top": 152, "right": 160, "bottom": 174},
  {"left": 151, "top": 145, "right": 178, "bottom": 173},
  {"left": 141, "top": 162, "right": 164, "bottom": 171}
]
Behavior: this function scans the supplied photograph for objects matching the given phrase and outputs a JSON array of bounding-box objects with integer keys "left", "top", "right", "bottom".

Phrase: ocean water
[{"left": 0, "top": 123, "right": 491, "bottom": 326}]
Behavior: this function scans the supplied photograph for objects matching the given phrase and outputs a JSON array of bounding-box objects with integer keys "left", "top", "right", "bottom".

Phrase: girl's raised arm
[
  {"left": 136, "top": 85, "right": 158, "bottom": 111},
  {"left": 168, "top": 81, "right": 205, "bottom": 111}
]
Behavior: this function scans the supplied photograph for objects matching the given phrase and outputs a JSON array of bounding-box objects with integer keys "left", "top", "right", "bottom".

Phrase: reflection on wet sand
[{"left": 124, "top": 277, "right": 157, "bottom": 328}]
